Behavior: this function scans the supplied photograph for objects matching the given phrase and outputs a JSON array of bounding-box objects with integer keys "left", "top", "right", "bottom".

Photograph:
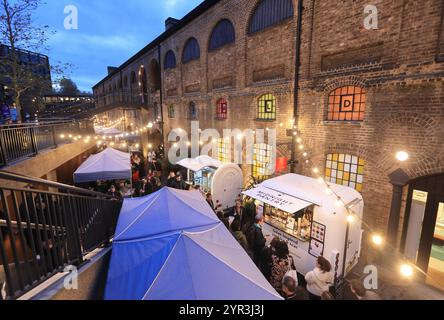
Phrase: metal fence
[
  {"left": 0, "top": 171, "right": 122, "bottom": 300},
  {"left": 0, "top": 120, "right": 94, "bottom": 167}
]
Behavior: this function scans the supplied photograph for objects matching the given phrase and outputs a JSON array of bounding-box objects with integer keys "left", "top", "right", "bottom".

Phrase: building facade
[
  {"left": 0, "top": 44, "right": 52, "bottom": 115},
  {"left": 93, "top": 0, "right": 444, "bottom": 288}
]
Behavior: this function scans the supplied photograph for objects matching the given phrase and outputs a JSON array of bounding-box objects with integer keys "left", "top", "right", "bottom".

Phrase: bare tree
[{"left": 0, "top": 0, "right": 69, "bottom": 119}]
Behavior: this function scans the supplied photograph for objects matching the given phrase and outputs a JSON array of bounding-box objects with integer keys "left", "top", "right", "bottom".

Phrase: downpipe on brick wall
[{"left": 290, "top": 0, "right": 304, "bottom": 173}]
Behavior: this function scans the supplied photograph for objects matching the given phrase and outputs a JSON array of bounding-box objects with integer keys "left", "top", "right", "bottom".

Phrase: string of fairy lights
[
  {"left": 287, "top": 119, "right": 443, "bottom": 289},
  {"left": 58, "top": 115, "right": 161, "bottom": 150}
]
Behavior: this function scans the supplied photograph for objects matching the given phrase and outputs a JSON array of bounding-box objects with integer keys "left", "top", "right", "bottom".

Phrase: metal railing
[
  {"left": 0, "top": 171, "right": 122, "bottom": 300},
  {"left": 0, "top": 120, "right": 94, "bottom": 167}
]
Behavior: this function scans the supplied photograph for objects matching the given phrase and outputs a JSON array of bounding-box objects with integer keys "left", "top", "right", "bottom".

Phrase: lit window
[
  {"left": 253, "top": 143, "right": 274, "bottom": 180},
  {"left": 217, "top": 138, "right": 231, "bottom": 163},
  {"left": 257, "top": 94, "right": 276, "bottom": 120},
  {"left": 325, "top": 154, "right": 365, "bottom": 192},
  {"left": 328, "top": 86, "right": 366, "bottom": 121},
  {"left": 216, "top": 98, "right": 228, "bottom": 120},
  {"left": 168, "top": 104, "right": 175, "bottom": 118}
]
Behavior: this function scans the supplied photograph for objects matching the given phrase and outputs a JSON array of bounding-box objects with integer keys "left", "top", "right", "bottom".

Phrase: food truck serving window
[{"left": 263, "top": 204, "right": 314, "bottom": 242}]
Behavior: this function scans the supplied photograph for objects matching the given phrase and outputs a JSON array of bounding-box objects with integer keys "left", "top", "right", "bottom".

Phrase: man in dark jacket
[
  {"left": 174, "top": 174, "right": 188, "bottom": 190},
  {"left": 246, "top": 214, "right": 266, "bottom": 267}
]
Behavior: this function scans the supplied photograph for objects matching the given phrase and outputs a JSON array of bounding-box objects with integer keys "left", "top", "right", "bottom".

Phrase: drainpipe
[
  {"left": 290, "top": 0, "right": 304, "bottom": 173},
  {"left": 157, "top": 45, "right": 165, "bottom": 145},
  {"left": 387, "top": 168, "right": 410, "bottom": 245}
]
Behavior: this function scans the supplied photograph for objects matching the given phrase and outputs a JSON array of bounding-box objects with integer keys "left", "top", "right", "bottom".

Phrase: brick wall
[{"left": 93, "top": 0, "right": 444, "bottom": 248}]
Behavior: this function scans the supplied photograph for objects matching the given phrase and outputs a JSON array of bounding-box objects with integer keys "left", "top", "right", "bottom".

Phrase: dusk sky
[{"left": 34, "top": 0, "right": 203, "bottom": 93}]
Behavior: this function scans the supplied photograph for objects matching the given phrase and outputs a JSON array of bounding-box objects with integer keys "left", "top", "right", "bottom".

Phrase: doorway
[{"left": 402, "top": 174, "right": 444, "bottom": 292}]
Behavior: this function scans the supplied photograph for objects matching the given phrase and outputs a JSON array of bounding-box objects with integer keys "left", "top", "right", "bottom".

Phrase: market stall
[
  {"left": 243, "top": 173, "right": 364, "bottom": 278},
  {"left": 73, "top": 147, "right": 131, "bottom": 183},
  {"left": 177, "top": 155, "right": 243, "bottom": 210}
]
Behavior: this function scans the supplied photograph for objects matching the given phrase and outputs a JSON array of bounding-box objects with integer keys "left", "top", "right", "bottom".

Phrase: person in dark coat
[
  {"left": 260, "top": 237, "right": 279, "bottom": 281},
  {"left": 152, "top": 177, "right": 162, "bottom": 193},
  {"left": 107, "top": 185, "right": 122, "bottom": 201},
  {"left": 282, "top": 276, "right": 310, "bottom": 300},
  {"left": 246, "top": 214, "right": 266, "bottom": 267},
  {"left": 166, "top": 171, "right": 176, "bottom": 188},
  {"left": 140, "top": 178, "right": 154, "bottom": 196},
  {"left": 216, "top": 211, "right": 230, "bottom": 229},
  {"left": 230, "top": 219, "right": 251, "bottom": 255},
  {"left": 174, "top": 174, "right": 188, "bottom": 190}
]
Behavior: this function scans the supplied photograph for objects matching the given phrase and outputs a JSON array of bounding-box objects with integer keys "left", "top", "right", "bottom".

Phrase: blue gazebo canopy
[{"left": 105, "top": 188, "right": 282, "bottom": 300}]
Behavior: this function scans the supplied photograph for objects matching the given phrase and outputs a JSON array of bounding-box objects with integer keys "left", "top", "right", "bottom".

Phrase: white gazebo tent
[
  {"left": 177, "top": 155, "right": 243, "bottom": 210},
  {"left": 73, "top": 147, "right": 131, "bottom": 183}
]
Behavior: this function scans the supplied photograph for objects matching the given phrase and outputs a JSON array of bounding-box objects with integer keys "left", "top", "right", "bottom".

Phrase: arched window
[
  {"left": 216, "top": 98, "right": 228, "bottom": 120},
  {"left": 123, "top": 76, "right": 128, "bottom": 87},
  {"left": 325, "top": 154, "right": 365, "bottom": 192},
  {"left": 164, "top": 50, "right": 177, "bottom": 69},
  {"left": 248, "top": 0, "right": 294, "bottom": 34},
  {"left": 209, "top": 19, "right": 235, "bottom": 51},
  {"left": 182, "top": 38, "right": 200, "bottom": 63},
  {"left": 257, "top": 94, "right": 276, "bottom": 120},
  {"left": 328, "top": 86, "right": 366, "bottom": 121},
  {"left": 189, "top": 102, "right": 197, "bottom": 119}
]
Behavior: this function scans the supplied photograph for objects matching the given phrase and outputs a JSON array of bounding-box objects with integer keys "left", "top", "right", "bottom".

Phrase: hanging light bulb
[
  {"left": 312, "top": 167, "right": 319, "bottom": 174},
  {"left": 346, "top": 214, "right": 355, "bottom": 223},
  {"left": 400, "top": 263, "right": 414, "bottom": 278},
  {"left": 372, "top": 234, "right": 383, "bottom": 246}
]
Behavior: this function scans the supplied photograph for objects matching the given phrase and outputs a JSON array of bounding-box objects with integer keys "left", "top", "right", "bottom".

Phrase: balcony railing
[
  {"left": 0, "top": 171, "right": 122, "bottom": 300},
  {"left": 0, "top": 120, "right": 94, "bottom": 168}
]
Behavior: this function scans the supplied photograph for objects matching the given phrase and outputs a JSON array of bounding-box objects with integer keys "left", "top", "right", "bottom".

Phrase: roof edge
[{"left": 92, "top": 0, "right": 222, "bottom": 89}]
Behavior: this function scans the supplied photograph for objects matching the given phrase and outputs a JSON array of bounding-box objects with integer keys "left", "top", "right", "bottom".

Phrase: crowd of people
[
  {"left": 0, "top": 99, "right": 31, "bottom": 124},
  {"left": 78, "top": 145, "right": 381, "bottom": 301},
  {"left": 207, "top": 197, "right": 381, "bottom": 301}
]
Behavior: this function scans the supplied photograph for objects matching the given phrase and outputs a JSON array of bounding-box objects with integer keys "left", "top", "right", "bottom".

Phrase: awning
[
  {"left": 243, "top": 185, "right": 313, "bottom": 214},
  {"left": 177, "top": 155, "right": 222, "bottom": 172}
]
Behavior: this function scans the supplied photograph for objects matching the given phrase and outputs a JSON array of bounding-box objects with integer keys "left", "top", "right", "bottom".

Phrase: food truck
[
  {"left": 243, "top": 173, "right": 364, "bottom": 278},
  {"left": 177, "top": 155, "right": 243, "bottom": 210}
]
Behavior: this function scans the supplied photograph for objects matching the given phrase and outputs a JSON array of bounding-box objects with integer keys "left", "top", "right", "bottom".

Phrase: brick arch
[
  {"left": 321, "top": 76, "right": 368, "bottom": 94},
  {"left": 307, "top": 143, "right": 385, "bottom": 172},
  {"left": 375, "top": 112, "right": 440, "bottom": 135},
  {"left": 207, "top": 18, "right": 236, "bottom": 51},
  {"left": 373, "top": 112, "right": 443, "bottom": 178}
]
